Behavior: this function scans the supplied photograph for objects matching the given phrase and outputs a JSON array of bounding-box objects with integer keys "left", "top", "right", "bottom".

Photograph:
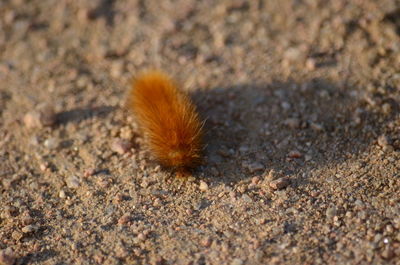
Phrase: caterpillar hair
[{"left": 128, "top": 70, "right": 203, "bottom": 176}]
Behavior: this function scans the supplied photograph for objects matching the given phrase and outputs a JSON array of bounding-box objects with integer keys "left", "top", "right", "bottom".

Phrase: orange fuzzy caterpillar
[{"left": 128, "top": 70, "right": 203, "bottom": 172}]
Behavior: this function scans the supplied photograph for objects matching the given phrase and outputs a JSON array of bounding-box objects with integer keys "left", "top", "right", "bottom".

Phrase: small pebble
[
  {"left": 11, "top": 231, "right": 23, "bottom": 241},
  {"left": 104, "top": 205, "right": 115, "bottom": 216},
  {"left": 231, "top": 258, "right": 244, "bottom": 265},
  {"left": 153, "top": 198, "right": 162, "bottom": 207},
  {"left": 381, "top": 103, "right": 391, "bottom": 115},
  {"left": 137, "top": 232, "right": 146, "bottom": 241},
  {"left": 242, "top": 194, "right": 252, "bottom": 202},
  {"left": 281, "top": 102, "right": 291, "bottom": 110},
  {"left": 284, "top": 118, "right": 300, "bottom": 129},
  {"left": 251, "top": 239, "right": 261, "bottom": 249},
  {"left": 22, "top": 225, "right": 37, "bottom": 234},
  {"left": 39, "top": 163, "right": 48, "bottom": 171},
  {"left": 110, "top": 139, "right": 132, "bottom": 155},
  {"left": 29, "top": 136, "right": 39, "bottom": 145},
  {"left": 199, "top": 181, "right": 209, "bottom": 191},
  {"left": 251, "top": 176, "right": 260, "bottom": 185},
  {"left": 115, "top": 245, "right": 128, "bottom": 259},
  {"left": 114, "top": 194, "right": 124, "bottom": 203},
  {"left": 21, "top": 215, "right": 34, "bottom": 225},
  {"left": 119, "top": 126, "right": 133, "bottom": 140},
  {"left": 59, "top": 190, "right": 66, "bottom": 199},
  {"left": 381, "top": 246, "right": 393, "bottom": 259},
  {"left": 213, "top": 31, "right": 225, "bottom": 49},
  {"left": 305, "top": 58, "right": 316, "bottom": 70},
  {"left": 66, "top": 176, "right": 80, "bottom": 189},
  {"left": 201, "top": 237, "right": 212, "bottom": 247},
  {"left": 326, "top": 207, "right": 337, "bottom": 219},
  {"left": 2, "top": 179, "right": 13, "bottom": 190},
  {"left": 118, "top": 214, "right": 131, "bottom": 225},
  {"left": 210, "top": 167, "right": 219, "bottom": 176},
  {"left": 93, "top": 254, "right": 104, "bottom": 264},
  {"left": 284, "top": 47, "right": 302, "bottom": 61},
  {"left": 23, "top": 104, "right": 56, "bottom": 128},
  {"left": 377, "top": 135, "right": 390, "bottom": 148},
  {"left": 44, "top": 137, "right": 59, "bottom": 149},
  {"left": 269, "top": 177, "right": 290, "bottom": 190},
  {"left": 310, "top": 123, "right": 324, "bottom": 132},
  {"left": 110, "top": 61, "right": 124, "bottom": 78},
  {"left": 133, "top": 249, "right": 142, "bottom": 257},
  {"left": 386, "top": 224, "right": 394, "bottom": 234},
  {"left": 23, "top": 111, "right": 42, "bottom": 128},
  {"left": 0, "top": 248, "right": 16, "bottom": 265},
  {"left": 288, "top": 150, "right": 302, "bottom": 159},
  {"left": 237, "top": 185, "right": 246, "bottom": 194},
  {"left": 83, "top": 168, "right": 96, "bottom": 178},
  {"left": 246, "top": 162, "right": 264, "bottom": 173},
  {"left": 363, "top": 94, "right": 377, "bottom": 107},
  {"left": 239, "top": 145, "right": 249, "bottom": 153},
  {"left": 265, "top": 169, "right": 275, "bottom": 181},
  {"left": 3, "top": 206, "right": 18, "bottom": 218},
  {"left": 98, "top": 178, "right": 111, "bottom": 189},
  {"left": 140, "top": 179, "right": 149, "bottom": 188}
]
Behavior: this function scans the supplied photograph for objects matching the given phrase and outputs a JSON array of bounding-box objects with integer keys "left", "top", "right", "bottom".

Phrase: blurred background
[{"left": 1, "top": 0, "right": 399, "bottom": 98}]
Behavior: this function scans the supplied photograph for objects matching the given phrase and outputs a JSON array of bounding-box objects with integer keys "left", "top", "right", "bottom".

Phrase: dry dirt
[{"left": 1, "top": 0, "right": 400, "bottom": 264}]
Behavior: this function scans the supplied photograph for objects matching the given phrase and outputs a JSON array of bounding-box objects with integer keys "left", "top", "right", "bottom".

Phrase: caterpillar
[{"left": 128, "top": 70, "right": 203, "bottom": 176}]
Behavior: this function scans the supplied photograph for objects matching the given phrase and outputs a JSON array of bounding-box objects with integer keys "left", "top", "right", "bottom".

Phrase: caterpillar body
[{"left": 128, "top": 70, "right": 203, "bottom": 175}]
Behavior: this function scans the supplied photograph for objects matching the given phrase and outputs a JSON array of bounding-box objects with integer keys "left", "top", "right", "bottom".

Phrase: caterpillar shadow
[
  {"left": 56, "top": 105, "right": 115, "bottom": 124},
  {"left": 192, "top": 78, "right": 398, "bottom": 186}
]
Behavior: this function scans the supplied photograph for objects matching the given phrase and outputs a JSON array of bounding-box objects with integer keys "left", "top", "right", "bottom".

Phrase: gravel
[{"left": 1, "top": 0, "right": 399, "bottom": 264}]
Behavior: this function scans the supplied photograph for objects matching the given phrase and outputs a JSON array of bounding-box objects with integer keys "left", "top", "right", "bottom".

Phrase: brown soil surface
[{"left": 1, "top": 0, "right": 400, "bottom": 264}]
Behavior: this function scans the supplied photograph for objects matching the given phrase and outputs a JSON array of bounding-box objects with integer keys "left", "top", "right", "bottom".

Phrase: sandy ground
[{"left": 1, "top": 0, "right": 400, "bottom": 264}]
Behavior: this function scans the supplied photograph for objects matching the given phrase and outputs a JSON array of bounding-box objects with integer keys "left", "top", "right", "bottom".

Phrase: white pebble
[
  {"left": 44, "top": 137, "right": 59, "bottom": 149},
  {"left": 110, "top": 139, "right": 132, "bottom": 155},
  {"left": 66, "top": 176, "right": 80, "bottom": 189},
  {"left": 199, "top": 181, "right": 209, "bottom": 191},
  {"left": 59, "top": 190, "right": 66, "bottom": 199}
]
